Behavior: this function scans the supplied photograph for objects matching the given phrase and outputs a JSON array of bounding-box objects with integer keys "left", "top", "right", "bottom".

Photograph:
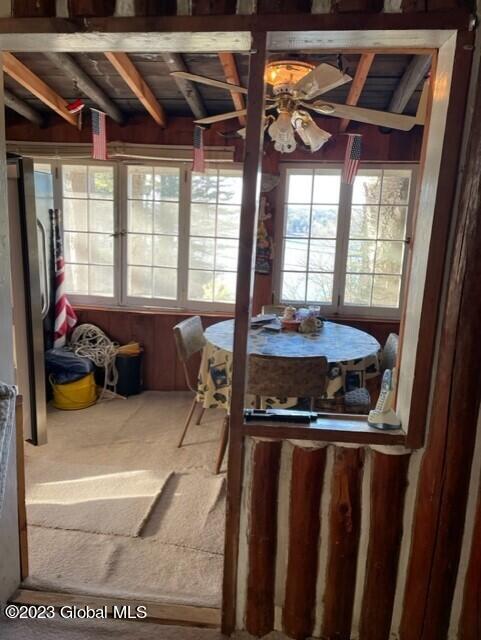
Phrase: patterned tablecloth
[{"left": 197, "top": 319, "right": 381, "bottom": 411}]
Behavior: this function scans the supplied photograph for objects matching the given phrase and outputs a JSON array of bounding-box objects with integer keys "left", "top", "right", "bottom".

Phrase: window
[
  {"left": 345, "top": 169, "right": 411, "bottom": 309},
  {"left": 188, "top": 169, "right": 242, "bottom": 305},
  {"left": 62, "top": 163, "right": 115, "bottom": 299},
  {"left": 126, "top": 166, "right": 180, "bottom": 302},
  {"left": 280, "top": 168, "right": 341, "bottom": 306},
  {"left": 277, "top": 165, "right": 415, "bottom": 317},
  {"left": 41, "top": 160, "right": 242, "bottom": 310}
]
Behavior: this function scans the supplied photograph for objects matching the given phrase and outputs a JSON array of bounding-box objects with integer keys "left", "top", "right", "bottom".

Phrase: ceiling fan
[{"left": 171, "top": 60, "right": 426, "bottom": 154}]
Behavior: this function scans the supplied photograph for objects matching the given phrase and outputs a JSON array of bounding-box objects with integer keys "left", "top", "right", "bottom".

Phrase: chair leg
[
  {"left": 215, "top": 415, "right": 229, "bottom": 475},
  {"left": 178, "top": 396, "right": 198, "bottom": 448},
  {"left": 195, "top": 406, "right": 205, "bottom": 426}
]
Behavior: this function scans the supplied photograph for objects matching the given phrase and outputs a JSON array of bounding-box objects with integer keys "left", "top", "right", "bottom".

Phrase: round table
[{"left": 197, "top": 319, "right": 381, "bottom": 410}]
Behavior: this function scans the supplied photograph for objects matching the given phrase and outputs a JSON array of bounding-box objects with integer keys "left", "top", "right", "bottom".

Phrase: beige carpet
[
  {"left": 24, "top": 391, "right": 226, "bottom": 607},
  {"left": 27, "top": 461, "right": 172, "bottom": 537}
]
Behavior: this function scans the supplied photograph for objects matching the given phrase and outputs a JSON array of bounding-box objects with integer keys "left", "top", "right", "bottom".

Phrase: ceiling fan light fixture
[
  {"left": 264, "top": 60, "right": 315, "bottom": 89},
  {"left": 293, "top": 111, "right": 331, "bottom": 152},
  {"left": 268, "top": 110, "right": 297, "bottom": 153}
]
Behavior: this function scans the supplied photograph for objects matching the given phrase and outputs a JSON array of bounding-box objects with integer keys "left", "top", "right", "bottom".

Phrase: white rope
[{"left": 70, "top": 324, "right": 119, "bottom": 398}]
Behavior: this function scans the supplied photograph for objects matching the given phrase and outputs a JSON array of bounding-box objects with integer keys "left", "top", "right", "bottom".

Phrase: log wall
[
  {"left": 238, "top": 439, "right": 413, "bottom": 639},
  {"left": 237, "top": 433, "right": 481, "bottom": 640}
]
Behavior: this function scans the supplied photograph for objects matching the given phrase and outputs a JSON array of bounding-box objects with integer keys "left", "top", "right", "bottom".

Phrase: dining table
[{"left": 196, "top": 319, "right": 381, "bottom": 411}]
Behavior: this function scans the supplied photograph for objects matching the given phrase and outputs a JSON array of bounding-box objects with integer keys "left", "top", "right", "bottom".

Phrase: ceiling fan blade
[
  {"left": 195, "top": 109, "right": 247, "bottom": 125},
  {"left": 237, "top": 114, "right": 273, "bottom": 138},
  {"left": 304, "top": 101, "right": 419, "bottom": 131},
  {"left": 170, "top": 71, "right": 247, "bottom": 94},
  {"left": 195, "top": 103, "right": 276, "bottom": 126},
  {"left": 295, "top": 63, "right": 351, "bottom": 100}
]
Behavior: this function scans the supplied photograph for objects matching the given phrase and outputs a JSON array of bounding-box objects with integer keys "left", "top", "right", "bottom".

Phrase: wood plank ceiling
[{"left": 4, "top": 51, "right": 426, "bottom": 129}]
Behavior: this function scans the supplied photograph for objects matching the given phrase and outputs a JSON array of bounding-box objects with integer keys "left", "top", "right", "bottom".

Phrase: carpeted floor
[{"left": 23, "top": 391, "right": 227, "bottom": 608}]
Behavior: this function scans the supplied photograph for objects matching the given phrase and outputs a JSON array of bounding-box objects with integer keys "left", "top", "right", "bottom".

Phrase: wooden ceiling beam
[
  {"left": 4, "top": 89, "right": 45, "bottom": 127},
  {"left": 44, "top": 52, "right": 125, "bottom": 124},
  {"left": 218, "top": 52, "right": 246, "bottom": 126},
  {"left": 338, "top": 52, "right": 375, "bottom": 133},
  {"left": 104, "top": 51, "right": 166, "bottom": 127},
  {"left": 3, "top": 52, "right": 77, "bottom": 126},
  {"left": 161, "top": 52, "right": 206, "bottom": 120},
  {"left": 388, "top": 54, "right": 432, "bottom": 114}
]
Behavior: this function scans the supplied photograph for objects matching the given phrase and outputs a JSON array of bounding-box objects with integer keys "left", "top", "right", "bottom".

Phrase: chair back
[
  {"left": 247, "top": 354, "right": 328, "bottom": 400},
  {"left": 173, "top": 317, "right": 206, "bottom": 392},
  {"left": 173, "top": 316, "right": 206, "bottom": 363},
  {"left": 261, "top": 304, "right": 287, "bottom": 316},
  {"left": 381, "top": 333, "right": 399, "bottom": 372}
]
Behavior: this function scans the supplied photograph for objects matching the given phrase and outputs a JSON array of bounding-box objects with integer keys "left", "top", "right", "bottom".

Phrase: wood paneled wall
[
  {"left": 5, "top": 114, "right": 423, "bottom": 166},
  {"left": 239, "top": 438, "right": 412, "bottom": 640},
  {"left": 74, "top": 307, "right": 232, "bottom": 391}
]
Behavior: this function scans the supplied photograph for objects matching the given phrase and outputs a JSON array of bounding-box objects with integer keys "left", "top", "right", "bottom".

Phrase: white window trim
[
  {"left": 37, "top": 158, "right": 242, "bottom": 313},
  {"left": 53, "top": 158, "right": 121, "bottom": 308},
  {"left": 274, "top": 161, "right": 418, "bottom": 320}
]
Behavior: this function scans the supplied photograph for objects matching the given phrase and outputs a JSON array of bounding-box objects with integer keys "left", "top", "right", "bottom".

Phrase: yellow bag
[{"left": 51, "top": 372, "right": 98, "bottom": 410}]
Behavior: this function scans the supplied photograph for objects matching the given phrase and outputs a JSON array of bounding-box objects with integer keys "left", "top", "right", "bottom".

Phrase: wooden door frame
[
  {"left": 0, "top": 13, "right": 473, "bottom": 633},
  {"left": 222, "top": 28, "right": 473, "bottom": 635}
]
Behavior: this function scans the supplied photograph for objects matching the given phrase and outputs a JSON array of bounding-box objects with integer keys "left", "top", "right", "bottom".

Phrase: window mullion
[
  {"left": 333, "top": 181, "right": 352, "bottom": 314},
  {"left": 178, "top": 165, "right": 191, "bottom": 308},
  {"left": 118, "top": 163, "right": 127, "bottom": 306}
]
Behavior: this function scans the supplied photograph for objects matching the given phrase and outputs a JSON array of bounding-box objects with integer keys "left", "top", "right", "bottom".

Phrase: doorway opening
[{"left": 1, "top": 23, "right": 464, "bottom": 632}]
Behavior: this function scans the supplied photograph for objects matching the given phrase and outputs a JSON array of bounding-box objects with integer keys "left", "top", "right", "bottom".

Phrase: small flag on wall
[
  {"left": 67, "top": 98, "right": 85, "bottom": 114},
  {"left": 192, "top": 125, "right": 205, "bottom": 173},
  {"left": 67, "top": 98, "right": 85, "bottom": 130},
  {"left": 51, "top": 208, "right": 77, "bottom": 348},
  {"left": 341, "top": 133, "right": 362, "bottom": 185},
  {"left": 91, "top": 108, "right": 107, "bottom": 161}
]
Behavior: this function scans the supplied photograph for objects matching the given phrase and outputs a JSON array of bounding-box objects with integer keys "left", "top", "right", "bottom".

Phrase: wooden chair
[
  {"left": 174, "top": 316, "right": 207, "bottom": 448},
  {"left": 215, "top": 354, "right": 328, "bottom": 473},
  {"left": 344, "top": 332, "right": 399, "bottom": 414},
  {"left": 174, "top": 316, "right": 231, "bottom": 475}
]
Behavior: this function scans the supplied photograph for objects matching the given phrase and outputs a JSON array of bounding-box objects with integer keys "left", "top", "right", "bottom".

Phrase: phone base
[{"left": 368, "top": 408, "right": 401, "bottom": 430}]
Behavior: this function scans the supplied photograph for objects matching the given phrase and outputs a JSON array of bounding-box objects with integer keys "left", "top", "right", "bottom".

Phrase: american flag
[
  {"left": 192, "top": 125, "right": 205, "bottom": 173},
  {"left": 341, "top": 134, "right": 362, "bottom": 185},
  {"left": 51, "top": 209, "right": 77, "bottom": 348},
  {"left": 91, "top": 109, "right": 107, "bottom": 161}
]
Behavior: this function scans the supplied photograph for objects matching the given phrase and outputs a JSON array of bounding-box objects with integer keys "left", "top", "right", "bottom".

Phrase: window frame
[
  {"left": 38, "top": 158, "right": 242, "bottom": 313},
  {"left": 120, "top": 161, "right": 185, "bottom": 310},
  {"left": 185, "top": 164, "right": 244, "bottom": 311},
  {"left": 56, "top": 158, "right": 121, "bottom": 308},
  {"left": 274, "top": 161, "right": 418, "bottom": 319}
]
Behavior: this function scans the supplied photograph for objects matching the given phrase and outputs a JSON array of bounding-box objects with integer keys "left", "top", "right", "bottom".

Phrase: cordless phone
[{"left": 367, "top": 368, "right": 401, "bottom": 430}]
